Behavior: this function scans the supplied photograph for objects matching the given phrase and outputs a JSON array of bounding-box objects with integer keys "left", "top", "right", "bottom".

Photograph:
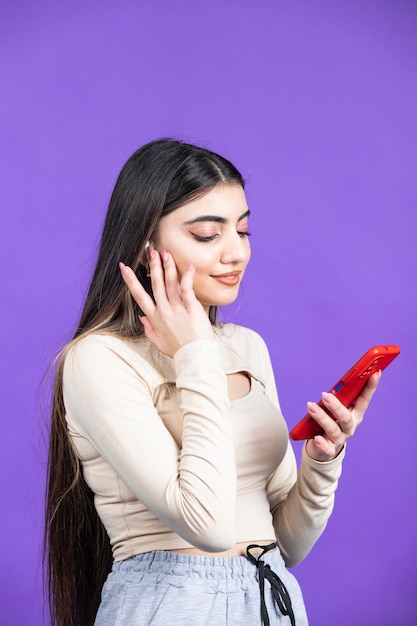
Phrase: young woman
[{"left": 44, "top": 138, "right": 379, "bottom": 626}]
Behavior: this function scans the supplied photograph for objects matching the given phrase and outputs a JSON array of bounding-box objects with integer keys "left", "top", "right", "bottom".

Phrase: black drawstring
[{"left": 246, "top": 543, "right": 296, "bottom": 626}]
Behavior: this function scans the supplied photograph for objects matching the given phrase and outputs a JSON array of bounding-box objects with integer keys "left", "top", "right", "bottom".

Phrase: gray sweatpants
[{"left": 94, "top": 548, "right": 309, "bottom": 625}]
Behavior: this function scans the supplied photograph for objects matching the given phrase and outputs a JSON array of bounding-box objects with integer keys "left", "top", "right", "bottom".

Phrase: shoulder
[
  {"left": 218, "top": 323, "right": 270, "bottom": 355},
  {"left": 64, "top": 332, "right": 142, "bottom": 363},
  {"left": 216, "top": 323, "right": 273, "bottom": 382},
  {"left": 62, "top": 333, "right": 164, "bottom": 387}
]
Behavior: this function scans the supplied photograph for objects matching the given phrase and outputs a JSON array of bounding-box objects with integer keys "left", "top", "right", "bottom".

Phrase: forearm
[
  {"left": 165, "top": 340, "right": 238, "bottom": 549},
  {"left": 269, "top": 444, "right": 345, "bottom": 567}
]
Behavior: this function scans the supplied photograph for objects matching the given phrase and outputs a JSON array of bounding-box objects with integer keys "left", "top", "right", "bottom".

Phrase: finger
[
  {"left": 139, "top": 315, "right": 158, "bottom": 344},
  {"left": 312, "top": 435, "right": 340, "bottom": 457},
  {"left": 147, "top": 248, "right": 170, "bottom": 306},
  {"left": 160, "top": 250, "right": 182, "bottom": 304},
  {"left": 119, "top": 262, "right": 156, "bottom": 316},
  {"left": 351, "top": 371, "right": 380, "bottom": 416},
  {"left": 320, "top": 393, "right": 355, "bottom": 435},
  {"left": 179, "top": 264, "right": 197, "bottom": 308},
  {"left": 306, "top": 400, "right": 346, "bottom": 444}
]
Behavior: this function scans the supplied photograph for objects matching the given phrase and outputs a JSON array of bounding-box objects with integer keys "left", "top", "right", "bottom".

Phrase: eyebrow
[{"left": 183, "top": 209, "right": 250, "bottom": 225}]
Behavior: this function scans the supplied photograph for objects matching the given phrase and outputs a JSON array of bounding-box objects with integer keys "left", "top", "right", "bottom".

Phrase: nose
[{"left": 220, "top": 231, "right": 251, "bottom": 265}]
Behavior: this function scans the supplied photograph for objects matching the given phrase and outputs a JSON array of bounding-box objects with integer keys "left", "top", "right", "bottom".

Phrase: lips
[{"left": 211, "top": 270, "right": 242, "bottom": 286}]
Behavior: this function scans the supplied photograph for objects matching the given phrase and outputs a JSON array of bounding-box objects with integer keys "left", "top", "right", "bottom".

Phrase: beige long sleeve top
[{"left": 63, "top": 323, "right": 344, "bottom": 567}]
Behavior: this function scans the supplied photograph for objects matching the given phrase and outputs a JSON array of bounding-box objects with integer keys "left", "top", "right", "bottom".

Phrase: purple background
[{"left": 1, "top": 1, "right": 416, "bottom": 624}]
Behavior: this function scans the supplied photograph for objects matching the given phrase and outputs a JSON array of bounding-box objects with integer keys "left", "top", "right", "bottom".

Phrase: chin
[
  {"left": 204, "top": 295, "right": 240, "bottom": 308},
  {"left": 197, "top": 285, "right": 241, "bottom": 309}
]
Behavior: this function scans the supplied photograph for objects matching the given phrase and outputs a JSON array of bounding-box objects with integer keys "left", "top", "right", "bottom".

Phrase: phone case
[{"left": 289, "top": 345, "right": 401, "bottom": 440}]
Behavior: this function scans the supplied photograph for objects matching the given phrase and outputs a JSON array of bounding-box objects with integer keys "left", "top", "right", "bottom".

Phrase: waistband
[
  {"left": 111, "top": 544, "right": 295, "bottom": 625},
  {"left": 112, "top": 544, "right": 285, "bottom": 580}
]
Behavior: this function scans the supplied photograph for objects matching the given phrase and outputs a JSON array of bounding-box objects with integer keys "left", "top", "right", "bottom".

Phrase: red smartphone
[{"left": 289, "top": 345, "right": 400, "bottom": 440}]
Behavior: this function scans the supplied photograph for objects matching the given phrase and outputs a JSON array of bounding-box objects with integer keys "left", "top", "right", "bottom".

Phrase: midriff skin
[
  {"left": 173, "top": 373, "right": 276, "bottom": 558},
  {"left": 172, "top": 541, "right": 276, "bottom": 557}
]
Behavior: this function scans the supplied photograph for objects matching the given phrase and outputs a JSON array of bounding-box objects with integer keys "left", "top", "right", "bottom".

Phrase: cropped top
[{"left": 63, "top": 323, "right": 345, "bottom": 567}]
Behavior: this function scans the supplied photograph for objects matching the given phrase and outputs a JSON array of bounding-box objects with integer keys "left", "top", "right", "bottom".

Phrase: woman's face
[{"left": 154, "top": 184, "right": 251, "bottom": 311}]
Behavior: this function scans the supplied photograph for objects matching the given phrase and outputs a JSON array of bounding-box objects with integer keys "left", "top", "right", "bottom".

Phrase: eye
[
  {"left": 190, "top": 232, "right": 220, "bottom": 242},
  {"left": 238, "top": 230, "right": 252, "bottom": 238}
]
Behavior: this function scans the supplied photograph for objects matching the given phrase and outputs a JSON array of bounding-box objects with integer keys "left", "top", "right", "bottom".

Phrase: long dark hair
[{"left": 44, "top": 138, "right": 244, "bottom": 626}]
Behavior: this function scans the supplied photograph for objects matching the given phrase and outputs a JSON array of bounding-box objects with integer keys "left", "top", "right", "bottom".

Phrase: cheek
[
  {"left": 166, "top": 249, "right": 194, "bottom": 278},
  {"left": 170, "top": 245, "right": 213, "bottom": 273}
]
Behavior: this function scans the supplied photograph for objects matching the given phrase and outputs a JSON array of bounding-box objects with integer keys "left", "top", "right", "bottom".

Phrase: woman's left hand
[{"left": 305, "top": 371, "right": 381, "bottom": 461}]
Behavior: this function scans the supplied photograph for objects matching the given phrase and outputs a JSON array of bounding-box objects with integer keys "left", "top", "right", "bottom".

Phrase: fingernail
[
  {"left": 307, "top": 401, "right": 317, "bottom": 413},
  {"left": 322, "top": 391, "right": 332, "bottom": 402},
  {"left": 161, "top": 250, "right": 169, "bottom": 262},
  {"left": 119, "top": 261, "right": 129, "bottom": 277}
]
